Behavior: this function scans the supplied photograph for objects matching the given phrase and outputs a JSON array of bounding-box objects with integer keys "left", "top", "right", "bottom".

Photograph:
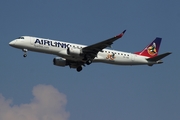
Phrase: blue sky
[{"left": 0, "top": 0, "right": 179, "bottom": 120}]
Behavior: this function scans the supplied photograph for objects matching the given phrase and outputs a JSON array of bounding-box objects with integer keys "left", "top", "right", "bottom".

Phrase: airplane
[{"left": 9, "top": 30, "right": 171, "bottom": 72}]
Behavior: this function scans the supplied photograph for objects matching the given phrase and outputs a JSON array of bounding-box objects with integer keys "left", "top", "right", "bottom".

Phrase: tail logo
[{"left": 147, "top": 42, "right": 157, "bottom": 56}]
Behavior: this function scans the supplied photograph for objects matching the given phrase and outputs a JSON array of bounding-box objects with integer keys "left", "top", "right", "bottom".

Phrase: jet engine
[
  {"left": 67, "top": 47, "right": 82, "bottom": 56},
  {"left": 53, "top": 57, "right": 67, "bottom": 67}
]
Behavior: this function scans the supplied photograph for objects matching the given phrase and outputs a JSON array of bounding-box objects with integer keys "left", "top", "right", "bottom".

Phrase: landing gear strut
[
  {"left": 83, "top": 55, "right": 92, "bottom": 65},
  {"left": 76, "top": 66, "right": 82, "bottom": 72},
  {"left": 22, "top": 49, "right": 28, "bottom": 57}
]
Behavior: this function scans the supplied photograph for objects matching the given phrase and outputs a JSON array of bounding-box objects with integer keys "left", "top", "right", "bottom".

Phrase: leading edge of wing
[{"left": 83, "top": 30, "right": 126, "bottom": 53}]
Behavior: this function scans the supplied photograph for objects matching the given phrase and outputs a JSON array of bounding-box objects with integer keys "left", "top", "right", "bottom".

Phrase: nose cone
[{"left": 9, "top": 40, "right": 16, "bottom": 46}]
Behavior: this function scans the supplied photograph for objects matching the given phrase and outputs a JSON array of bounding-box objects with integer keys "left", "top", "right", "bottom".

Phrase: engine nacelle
[
  {"left": 53, "top": 57, "right": 67, "bottom": 67},
  {"left": 67, "top": 47, "right": 82, "bottom": 56}
]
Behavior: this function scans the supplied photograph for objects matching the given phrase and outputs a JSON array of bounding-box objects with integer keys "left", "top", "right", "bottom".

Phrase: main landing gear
[
  {"left": 76, "top": 59, "right": 92, "bottom": 72},
  {"left": 22, "top": 49, "right": 28, "bottom": 57},
  {"left": 83, "top": 55, "right": 92, "bottom": 65},
  {"left": 76, "top": 56, "right": 93, "bottom": 72},
  {"left": 76, "top": 66, "right": 82, "bottom": 72},
  {"left": 86, "top": 59, "right": 92, "bottom": 65}
]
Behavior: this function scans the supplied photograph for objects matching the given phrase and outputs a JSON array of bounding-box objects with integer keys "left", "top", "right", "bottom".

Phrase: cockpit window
[{"left": 17, "top": 36, "right": 24, "bottom": 39}]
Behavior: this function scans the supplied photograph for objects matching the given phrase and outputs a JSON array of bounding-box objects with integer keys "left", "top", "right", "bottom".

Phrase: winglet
[
  {"left": 122, "top": 30, "right": 126, "bottom": 34},
  {"left": 116, "top": 30, "right": 126, "bottom": 38}
]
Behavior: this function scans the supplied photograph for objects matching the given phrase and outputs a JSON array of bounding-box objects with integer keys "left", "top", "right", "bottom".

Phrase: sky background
[{"left": 0, "top": 0, "right": 179, "bottom": 120}]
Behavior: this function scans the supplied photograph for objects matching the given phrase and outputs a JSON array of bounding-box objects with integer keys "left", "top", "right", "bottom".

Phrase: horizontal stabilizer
[{"left": 147, "top": 52, "right": 171, "bottom": 61}]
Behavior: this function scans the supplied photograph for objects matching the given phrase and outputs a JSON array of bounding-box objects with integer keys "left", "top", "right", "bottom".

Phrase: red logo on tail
[{"left": 147, "top": 42, "right": 157, "bottom": 56}]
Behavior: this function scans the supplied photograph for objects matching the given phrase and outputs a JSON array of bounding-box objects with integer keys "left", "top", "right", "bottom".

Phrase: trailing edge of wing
[{"left": 146, "top": 52, "right": 172, "bottom": 61}]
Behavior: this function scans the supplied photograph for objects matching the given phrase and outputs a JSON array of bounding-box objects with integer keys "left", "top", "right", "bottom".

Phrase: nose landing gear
[
  {"left": 22, "top": 49, "right": 28, "bottom": 57},
  {"left": 23, "top": 54, "right": 27, "bottom": 57}
]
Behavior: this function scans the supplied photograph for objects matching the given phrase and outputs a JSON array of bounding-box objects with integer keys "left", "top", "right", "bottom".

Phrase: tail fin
[{"left": 134, "top": 37, "right": 162, "bottom": 58}]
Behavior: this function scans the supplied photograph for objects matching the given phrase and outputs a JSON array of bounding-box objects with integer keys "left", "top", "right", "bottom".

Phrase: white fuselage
[{"left": 9, "top": 36, "right": 157, "bottom": 66}]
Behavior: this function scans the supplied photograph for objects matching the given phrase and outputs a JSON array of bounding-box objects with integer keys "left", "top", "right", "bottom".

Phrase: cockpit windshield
[{"left": 17, "top": 36, "right": 24, "bottom": 39}]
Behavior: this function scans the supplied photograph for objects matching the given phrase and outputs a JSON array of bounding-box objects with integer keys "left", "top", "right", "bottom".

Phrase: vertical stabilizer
[{"left": 134, "top": 37, "right": 162, "bottom": 58}]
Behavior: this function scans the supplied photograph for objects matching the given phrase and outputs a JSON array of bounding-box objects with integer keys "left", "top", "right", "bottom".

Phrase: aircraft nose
[{"left": 9, "top": 40, "right": 16, "bottom": 46}]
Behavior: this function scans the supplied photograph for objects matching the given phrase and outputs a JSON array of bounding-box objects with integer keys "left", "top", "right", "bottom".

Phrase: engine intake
[{"left": 53, "top": 57, "right": 67, "bottom": 67}]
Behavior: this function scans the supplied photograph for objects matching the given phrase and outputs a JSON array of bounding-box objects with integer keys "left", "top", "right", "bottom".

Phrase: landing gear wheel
[
  {"left": 86, "top": 60, "right": 92, "bottom": 65},
  {"left": 23, "top": 54, "right": 27, "bottom": 57},
  {"left": 22, "top": 49, "right": 28, "bottom": 58},
  {"left": 76, "top": 66, "right": 82, "bottom": 72}
]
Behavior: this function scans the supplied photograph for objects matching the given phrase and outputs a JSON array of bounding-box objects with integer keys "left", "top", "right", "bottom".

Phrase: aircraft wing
[{"left": 82, "top": 30, "right": 126, "bottom": 58}]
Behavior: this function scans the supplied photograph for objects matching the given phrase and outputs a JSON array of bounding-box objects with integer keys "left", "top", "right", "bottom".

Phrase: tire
[
  {"left": 76, "top": 66, "right": 82, "bottom": 72},
  {"left": 23, "top": 54, "right": 27, "bottom": 57},
  {"left": 86, "top": 60, "right": 92, "bottom": 65}
]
